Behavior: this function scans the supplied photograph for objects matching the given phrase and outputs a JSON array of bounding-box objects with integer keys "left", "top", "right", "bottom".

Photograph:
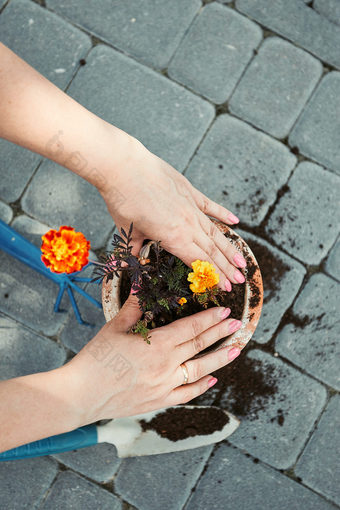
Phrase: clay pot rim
[{"left": 102, "top": 222, "right": 263, "bottom": 355}]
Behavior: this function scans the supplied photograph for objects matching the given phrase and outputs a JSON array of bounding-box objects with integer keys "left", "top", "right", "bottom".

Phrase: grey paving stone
[
  {"left": 238, "top": 230, "right": 306, "bottom": 344},
  {"left": 325, "top": 237, "right": 340, "bottom": 280},
  {"left": 190, "top": 380, "right": 220, "bottom": 406},
  {"left": 236, "top": 0, "right": 340, "bottom": 69},
  {"left": 54, "top": 443, "right": 121, "bottom": 483},
  {"left": 185, "top": 115, "right": 296, "bottom": 226},
  {"left": 60, "top": 279, "right": 106, "bottom": 353},
  {"left": 276, "top": 273, "right": 340, "bottom": 390},
  {"left": 0, "top": 250, "right": 69, "bottom": 336},
  {"left": 229, "top": 37, "right": 322, "bottom": 138},
  {"left": 289, "top": 72, "right": 340, "bottom": 175},
  {"left": 296, "top": 395, "right": 340, "bottom": 506},
  {"left": 265, "top": 162, "right": 340, "bottom": 265},
  {"left": 46, "top": 0, "right": 200, "bottom": 69},
  {"left": 0, "top": 315, "right": 66, "bottom": 380},
  {"left": 0, "top": 0, "right": 91, "bottom": 90},
  {"left": 168, "top": 4, "right": 262, "bottom": 104},
  {"left": 186, "top": 443, "right": 336, "bottom": 510},
  {"left": 11, "top": 214, "right": 51, "bottom": 248},
  {"left": 67, "top": 45, "right": 214, "bottom": 172},
  {"left": 115, "top": 446, "right": 213, "bottom": 510},
  {"left": 21, "top": 159, "right": 114, "bottom": 250},
  {"left": 314, "top": 0, "right": 340, "bottom": 26},
  {"left": 41, "top": 470, "right": 122, "bottom": 510},
  {"left": 220, "top": 349, "right": 327, "bottom": 469},
  {"left": 0, "top": 200, "right": 12, "bottom": 224},
  {"left": 0, "top": 457, "right": 58, "bottom": 510},
  {"left": 0, "top": 139, "right": 41, "bottom": 203},
  {"left": 0, "top": 0, "right": 7, "bottom": 9}
]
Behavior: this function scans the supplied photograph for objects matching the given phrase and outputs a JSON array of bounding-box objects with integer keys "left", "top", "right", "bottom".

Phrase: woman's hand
[
  {"left": 100, "top": 140, "right": 246, "bottom": 292},
  {"left": 68, "top": 294, "right": 242, "bottom": 425},
  {"left": 0, "top": 44, "right": 246, "bottom": 291}
]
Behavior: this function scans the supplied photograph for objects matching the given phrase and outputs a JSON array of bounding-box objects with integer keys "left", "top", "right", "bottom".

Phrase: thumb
[
  {"left": 130, "top": 234, "right": 144, "bottom": 257},
  {"left": 114, "top": 292, "right": 143, "bottom": 333}
]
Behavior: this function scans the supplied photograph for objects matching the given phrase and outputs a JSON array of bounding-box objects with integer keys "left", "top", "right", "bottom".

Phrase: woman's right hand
[{"left": 67, "top": 294, "right": 242, "bottom": 427}]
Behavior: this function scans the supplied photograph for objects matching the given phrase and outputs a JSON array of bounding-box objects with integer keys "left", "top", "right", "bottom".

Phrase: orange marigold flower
[
  {"left": 187, "top": 260, "right": 219, "bottom": 293},
  {"left": 178, "top": 297, "right": 187, "bottom": 306},
  {"left": 41, "top": 226, "right": 90, "bottom": 274}
]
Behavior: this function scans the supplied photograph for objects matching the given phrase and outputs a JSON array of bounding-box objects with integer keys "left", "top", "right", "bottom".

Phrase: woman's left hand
[
  {"left": 0, "top": 44, "right": 246, "bottom": 290},
  {"left": 100, "top": 139, "right": 246, "bottom": 291}
]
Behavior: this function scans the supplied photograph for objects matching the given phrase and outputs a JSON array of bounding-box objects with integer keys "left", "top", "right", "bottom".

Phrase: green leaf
[{"left": 157, "top": 297, "right": 170, "bottom": 312}]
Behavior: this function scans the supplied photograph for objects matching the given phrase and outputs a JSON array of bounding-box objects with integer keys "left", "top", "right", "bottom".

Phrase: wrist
[
  {"left": 60, "top": 353, "right": 101, "bottom": 428},
  {"left": 98, "top": 131, "right": 156, "bottom": 216},
  {"left": 51, "top": 363, "right": 86, "bottom": 431},
  {"left": 97, "top": 127, "right": 152, "bottom": 191}
]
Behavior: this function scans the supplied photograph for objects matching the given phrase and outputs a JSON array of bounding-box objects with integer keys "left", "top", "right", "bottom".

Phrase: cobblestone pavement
[{"left": 0, "top": 0, "right": 339, "bottom": 509}]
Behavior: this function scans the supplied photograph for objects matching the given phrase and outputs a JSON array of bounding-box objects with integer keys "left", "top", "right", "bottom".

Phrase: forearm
[
  {"left": 0, "top": 365, "right": 81, "bottom": 452},
  {"left": 0, "top": 43, "right": 138, "bottom": 191}
]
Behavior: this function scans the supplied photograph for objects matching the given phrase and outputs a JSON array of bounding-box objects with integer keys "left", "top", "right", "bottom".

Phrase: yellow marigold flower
[
  {"left": 41, "top": 226, "right": 90, "bottom": 274},
  {"left": 178, "top": 297, "right": 187, "bottom": 306},
  {"left": 187, "top": 260, "right": 219, "bottom": 293}
]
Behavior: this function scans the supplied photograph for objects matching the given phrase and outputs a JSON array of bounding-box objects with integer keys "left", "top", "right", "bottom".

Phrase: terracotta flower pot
[{"left": 102, "top": 221, "right": 263, "bottom": 354}]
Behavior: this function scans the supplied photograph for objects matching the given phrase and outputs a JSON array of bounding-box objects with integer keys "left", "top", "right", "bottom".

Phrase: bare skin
[
  {"left": 0, "top": 43, "right": 245, "bottom": 452},
  {"left": 0, "top": 43, "right": 246, "bottom": 287}
]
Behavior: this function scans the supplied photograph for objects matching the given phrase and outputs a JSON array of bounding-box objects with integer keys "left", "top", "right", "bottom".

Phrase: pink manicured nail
[
  {"left": 234, "top": 270, "right": 245, "bottom": 283},
  {"left": 227, "top": 213, "right": 239, "bottom": 224},
  {"left": 225, "top": 279, "right": 232, "bottom": 292},
  {"left": 219, "top": 307, "right": 231, "bottom": 319},
  {"left": 228, "top": 320, "right": 242, "bottom": 334},
  {"left": 208, "top": 377, "right": 218, "bottom": 388},
  {"left": 228, "top": 347, "right": 241, "bottom": 361},
  {"left": 130, "top": 286, "right": 139, "bottom": 295},
  {"left": 234, "top": 253, "right": 247, "bottom": 268}
]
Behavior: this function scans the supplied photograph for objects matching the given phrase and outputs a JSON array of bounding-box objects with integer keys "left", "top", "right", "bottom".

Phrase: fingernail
[
  {"left": 219, "top": 307, "right": 231, "bottom": 319},
  {"left": 228, "top": 347, "right": 241, "bottom": 361},
  {"left": 130, "top": 285, "right": 139, "bottom": 295},
  {"left": 208, "top": 377, "right": 218, "bottom": 388},
  {"left": 229, "top": 320, "right": 242, "bottom": 334},
  {"left": 234, "top": 253, "right": 247, "bottom": 268},
  {"left": 234, "top": 269, "right": 245, "bottom": 283},
  {"left": 225, "top": 279, "right": 232, "bottom": 292},
  {"left": 227, "top": 213, "right": 239, "bottom": 224}
]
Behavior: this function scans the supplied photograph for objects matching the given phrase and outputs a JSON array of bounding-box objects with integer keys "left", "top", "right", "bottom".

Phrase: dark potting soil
[
  {"left": 245, "top": 239, "right": 290, "bottom": 304},
  {"left": 270, "top": 408, "right": 285, "bottom": 426},
  {"left": 140, "top": 406, "right": 229, "bottom": 441},
  {"left": 285, "top": 311, "right": 313, "bottom": 329},
  {"left": 199, "top": 350, "right": 283, "bottom": 421}
]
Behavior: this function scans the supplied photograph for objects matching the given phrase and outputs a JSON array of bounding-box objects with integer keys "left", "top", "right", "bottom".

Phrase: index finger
[
  {"left": 190, "top": 186, "right": 239, "bottom": 225},
  {"left": 159, "top": 306, "right": 231, "bottom": 345}
]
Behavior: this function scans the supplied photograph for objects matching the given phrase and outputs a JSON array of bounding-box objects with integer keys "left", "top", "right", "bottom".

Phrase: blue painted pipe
[{"left": 0, "top": 426, "right": 98, "bottom": 461}]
